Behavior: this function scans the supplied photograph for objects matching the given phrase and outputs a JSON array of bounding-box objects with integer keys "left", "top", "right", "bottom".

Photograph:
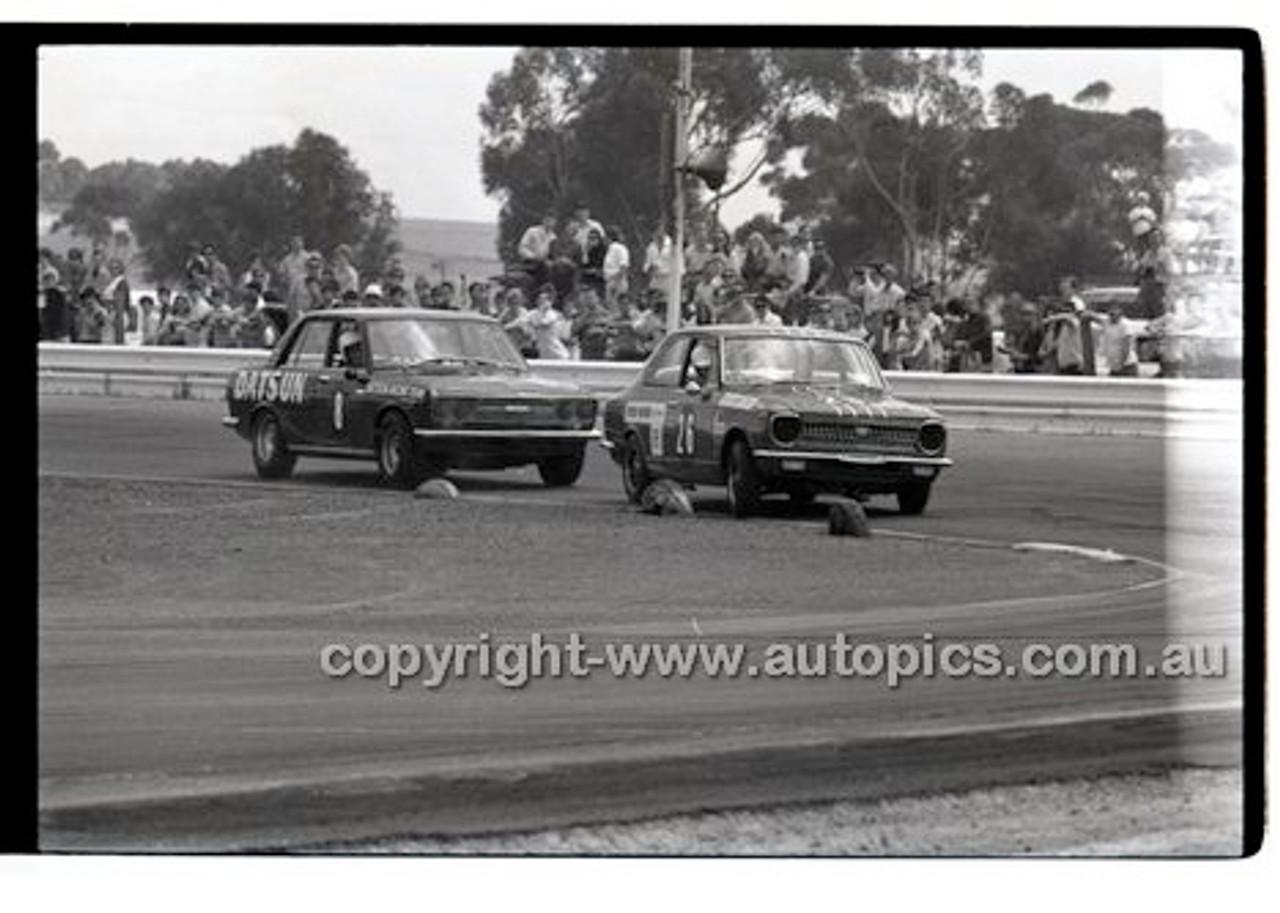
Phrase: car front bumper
[{"left": 751, "top": 449, "right": 953, "bottom": 492}]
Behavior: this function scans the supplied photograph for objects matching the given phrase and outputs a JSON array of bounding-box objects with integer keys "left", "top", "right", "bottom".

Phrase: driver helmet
[{"left": 338, "top": 329, "right": 362, "bottom": 361}]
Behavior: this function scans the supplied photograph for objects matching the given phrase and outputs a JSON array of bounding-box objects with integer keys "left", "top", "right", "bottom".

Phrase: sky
[{"left": 38, "top": 44, "right": 1244, "bottom": 228}]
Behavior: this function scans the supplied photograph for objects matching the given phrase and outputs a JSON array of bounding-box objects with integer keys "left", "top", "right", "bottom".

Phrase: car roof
[
  {"left": 300, "top": 308, "right": 497, "bottom": 323},
  {"left": 669, "top": 324, "right": 870, "bottom": 344},
  {"left": 1080, "top": 287, "right": 1139, "bottom": 300}
]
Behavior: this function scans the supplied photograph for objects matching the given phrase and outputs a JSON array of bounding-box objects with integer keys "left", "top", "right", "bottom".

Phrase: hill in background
[
  {"left": 393, "top": 218, "right": 503, "bottom": 289},
  {"left": 38, "top": 211, "right": 503, "bottom": 289}
]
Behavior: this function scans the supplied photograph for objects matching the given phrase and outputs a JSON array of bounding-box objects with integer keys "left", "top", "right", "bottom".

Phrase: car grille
[
  {"left": 798, "top": 420, "right": 920, "bottom": 453},
  {"left": 451, "top": 399, "right": 591, "bottom": 430}
]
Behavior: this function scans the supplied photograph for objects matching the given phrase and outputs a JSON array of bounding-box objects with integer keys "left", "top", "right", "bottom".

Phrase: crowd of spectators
[{"left": 36, "top": 211, "right": 1143, "bottom": 376}]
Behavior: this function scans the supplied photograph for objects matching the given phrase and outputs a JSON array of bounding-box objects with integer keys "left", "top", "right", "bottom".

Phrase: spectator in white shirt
[
  {"left": 643, "top": 225, "right": 673, "bottom": 293},
  {"left": 603, "top": 225, "right": 631, "bottom": 309},
  {"left": 517, "top": 212, "right": 557, "bottom": 289}
]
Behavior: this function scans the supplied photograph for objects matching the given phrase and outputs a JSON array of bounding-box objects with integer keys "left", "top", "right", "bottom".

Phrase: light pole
[{"left": 666, "top": 47, "right": 692, "bottom": 334}]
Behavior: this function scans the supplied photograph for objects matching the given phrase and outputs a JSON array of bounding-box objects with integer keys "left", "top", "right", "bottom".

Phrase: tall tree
[
  {"left": 479, "top": 46, "right": 789, "bottom": 262},
  {"left": 761, "top": 48, "right": 987, "bottom": 284},
  {"left": 969, "top": 93, "right": 1168, "bottom": 293},
  {"left": 127, "top": 130, "right": 398, "bottom": 283}
]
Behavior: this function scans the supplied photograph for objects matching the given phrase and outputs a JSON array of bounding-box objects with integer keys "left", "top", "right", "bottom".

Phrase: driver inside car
[
  {"left": 688, "top": 341, "right": 716, "bottom": 389},
  {"left": 335, "top": 328, "right": 365, "bottom": 369}
]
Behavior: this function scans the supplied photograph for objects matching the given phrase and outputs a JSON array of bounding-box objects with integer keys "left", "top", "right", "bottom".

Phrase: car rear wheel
[
  {"left": 621, "top": 433, "right": 651, "bottom": 504},
  {"left": 538, "top": 445, "right": 586, "bottom": 487},
  {"left": 725, "top": 439, "right": 761, "bottom": 518},
  {"left": 896, "top": 480, "right": 933, "bottom": 516},
  {"left": 251, "top": 411, "right": 296, "bottom": 479},
  {"left": 377, "top": 413, "right": 428, "bottom": 490}
]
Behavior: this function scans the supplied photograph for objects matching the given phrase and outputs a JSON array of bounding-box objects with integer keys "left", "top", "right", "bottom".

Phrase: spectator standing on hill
[
  {"left": 279, "top": 235, "right": 313, "bottom": 293},
  {"left": 287, "top": 254, "right": 325, "bottom": 320},
  {"left": 507, "top": 285, "right": 571, "bottom": 360},
  {"left": 1040, "top": 300, "right": 1084, "bottom": 375},
  {"left": 204, "top": 244, "right": 232, "bottom": 292},
  {"left": 565, "top": 204, "right": 604, "bottom": 262},
  {"left": 738, "top": 232, "right": 771, "bottom": 292},
  {"left": 873, "top": 310, "right": 903, "bottom": 370},
  {"left": 467, "top": 281, "right": 495, "bottom": 316},
  {"left": 498, "top": 287, "right": 537, "bottom": 358},
  {"left": 207, "top": 287, "right": 241, "bottom": 348},
  {"left": 643, "top": 225, "right": 673, "bottom": 294},
  {"left": 579, "top": 228, "right": 608, "bottom": 299},
  {"left": 571, "top": 289, "right": 611, "bottom": 361},
  {"left": 76, "top": 287, "right": 110, "bottom": 344},
  {"left": 386, "top": 284, "right": 410, "bottom": 309},
  {"left": 953, "top": 296, "right": 994, "bottom": 372},
  {"left": 517, "top": 212, "right": 557, "bottom": 290},
  {"left": 331, "top": 244, "right": 360, "bottom": 296},
  {"left": 362, "top": 284, "right": 385, "bottom": 308},
  {"left": 431, "top": 281, "right": 457, "bottom": 310},
  {"left": 240, "top": 255, "right": 272, "bottom": 295},
  {"left": 412, "top": 276, "right": 432, "bottom": 309},
  {"left": 87, "top": 245, "right": 110, "bottom": 295},
  {"left": 103, "top": 258, "right": 131, "bottom": 344},
  {"left": 40, "top": 267, "right": 70, "bottom": 342},
  {"left": 1100, "top": 301, "right": 1139, "bottom": 376},
  {"left": 138, "top": 295, "right": 160, "bottom": 345},
  {"left": 785, "top": 233, "right": 810, "bottom": 297},
  {"left": 64, "top": 248, "right": 87, "bottom": 300},
  {"left": 1058, "top": 275, "right": 1096, "bottom": 375},
  {"left": 234, "top": 289, "right": 273, "bottom": 348},
  {"left": 899, "top": 301, "right": 941, "bottom": 372},
  {"left": 155, "top": 294, "right": 188, "bottom": 346},
  {"left": 805, "top": 239, "right": 835, "bottom": 296},
  {"left": 862, "top": 264, "right": 906, "bottom": 323},
  {"left": 183, "top": 242, "right": 210, "bottom": 289},
  {"left": 603, "top": 226, "right": 631, "bottom": 308},
  {"left": 1000, "top": 299, "right": 1045, "bottom": 374}
]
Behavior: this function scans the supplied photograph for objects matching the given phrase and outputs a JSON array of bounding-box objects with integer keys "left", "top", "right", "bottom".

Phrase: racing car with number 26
[
  {"left": 601, "top": 325, "right": 952, "bottom": 517},
  {"left": 223, "top": 309, "right": 600, "bottom": 489}
]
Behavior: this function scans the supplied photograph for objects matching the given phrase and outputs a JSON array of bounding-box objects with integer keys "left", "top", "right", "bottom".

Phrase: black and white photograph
[{"left": 28, "top": 22, "right": 1257, "bottom": 884}]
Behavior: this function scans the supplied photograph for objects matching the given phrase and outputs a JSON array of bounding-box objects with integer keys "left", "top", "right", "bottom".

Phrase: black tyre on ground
[
  {"left": 251, "top": 410, "right": 297, "bottom": 479},
  {"left": 725, "top": 438, "right": 761, "bottom": 518},
  {"left": 377, "top": 412, "right": 429, "bottom": 490},
  {"left": 538, "top": 444, "right": 586, "bottom": 487},
  {"left": 896, "top": 480, "right": 933, "bottom": 515},
  {"left": 620, "top": 434, "right": 651, "bottom": 504}
]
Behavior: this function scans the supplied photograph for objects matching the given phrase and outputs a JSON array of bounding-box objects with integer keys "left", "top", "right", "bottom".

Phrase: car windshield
[
  {"left": 722, "top": 336, "right": 885, "bottom": 390},
  {"left": 366, "top": 318, "right": 526, "bottom": 371}
]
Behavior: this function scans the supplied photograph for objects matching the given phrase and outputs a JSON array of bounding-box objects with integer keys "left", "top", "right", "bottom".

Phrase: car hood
[
  {"left": 382, "top": 369, "right": 589, "bottom": 400},
  {"left": 732, "top": 384, "right": 942, "bottom": 422}
]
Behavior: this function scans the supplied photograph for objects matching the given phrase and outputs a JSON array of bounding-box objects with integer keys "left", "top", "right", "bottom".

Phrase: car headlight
[
  {"left": 770, "top": 413, "right": 802, "bottom": 444},
  {"left": 918, "top": 421, "right": 946, "bottom": 455}
]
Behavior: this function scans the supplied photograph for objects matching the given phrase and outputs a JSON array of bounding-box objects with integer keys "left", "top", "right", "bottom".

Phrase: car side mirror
[{"left": 345, "top": 367, "right": 370, "bottom": 383}]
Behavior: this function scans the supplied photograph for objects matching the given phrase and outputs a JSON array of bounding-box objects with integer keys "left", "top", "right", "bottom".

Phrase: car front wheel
[
  {"left": 538, "top": 445, "right": 586, "bottom": 487},
  {"left": 620, "top": 434, "right": 651, "bottom": 504},
  {"left": 377, "top": 413, "right": 429, "bottom": 489},
  {"left": 251, "top": 410, "right": 296, "bottom": 479},
  {"left": 725, "top": 439, "right": 761, "bottom": 518},
  {"left": 896, "top": 480, "right": 933, "bottom": 515}
]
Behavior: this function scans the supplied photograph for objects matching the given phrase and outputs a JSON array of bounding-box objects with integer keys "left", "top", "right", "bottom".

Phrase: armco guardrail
[{"left": 38, "top": 343, "right": 1240, "bottom": 438}]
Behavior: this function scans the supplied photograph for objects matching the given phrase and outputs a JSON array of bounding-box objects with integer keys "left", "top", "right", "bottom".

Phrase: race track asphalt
[{"left": 36, "top": 395, "right": 1245, "bottom": 851}]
